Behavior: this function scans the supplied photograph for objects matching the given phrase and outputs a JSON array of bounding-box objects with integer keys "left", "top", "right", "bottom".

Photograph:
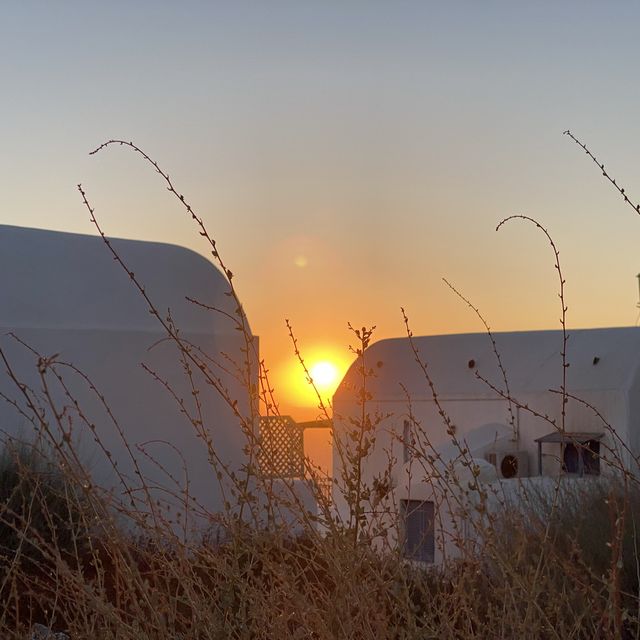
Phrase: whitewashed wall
[
  {"left": 333, "top": 328, "right": 640, "bottom": 563},
  {"left": 0, "top": 225, "right": 257, "bottom": 534}
]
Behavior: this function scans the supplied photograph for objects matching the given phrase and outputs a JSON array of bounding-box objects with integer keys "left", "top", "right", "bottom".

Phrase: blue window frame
[{"left": 401, "top": 499, "right": 435, "bottom": 563}]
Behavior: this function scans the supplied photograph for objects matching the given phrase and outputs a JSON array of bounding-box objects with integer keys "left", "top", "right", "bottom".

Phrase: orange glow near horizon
[
  {"left": 271, "top": 347, "right": 351, "bottom": 419},
  {"left": 262, "top": 347, "right": 351, "bottom": 476}
]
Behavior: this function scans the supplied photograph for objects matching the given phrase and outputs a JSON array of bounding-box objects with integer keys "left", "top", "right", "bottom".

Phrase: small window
[
  {"left": 563, "top": 443, "right": 580, "bottom": 474},
  {"left": 583, "top": 439, "right": 600, "bottom": 475},
  {"left": 401, "top": 499, "right": 435, "bottom": 563},
  {"left": 563, "top": 440, "right": 600, "bottom": 476}
]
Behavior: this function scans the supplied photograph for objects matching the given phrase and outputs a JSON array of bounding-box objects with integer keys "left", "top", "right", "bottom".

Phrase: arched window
[
  {"left": 583, "top": 439, "right": 600, "bottom": 475},
  {"left": 562, "top": 440, "right": 600, "bottom": 475},
  {"left": 563, "top": 443, "right": 580, "bottom": 474},
  {"left": 536, "top": 432, "right": 603, "bottom": 477}
]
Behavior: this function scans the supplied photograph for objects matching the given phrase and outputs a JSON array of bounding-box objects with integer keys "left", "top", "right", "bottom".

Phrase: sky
[{"left": 2, "top": 2, "right": 640, "bottom": 430}]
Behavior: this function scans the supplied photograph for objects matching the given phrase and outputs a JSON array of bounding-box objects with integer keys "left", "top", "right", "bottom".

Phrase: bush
[{"left": 0, "top": 440, "right": 92, "bottom": 565}]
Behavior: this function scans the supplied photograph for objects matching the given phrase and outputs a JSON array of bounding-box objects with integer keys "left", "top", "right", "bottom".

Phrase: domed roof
[
  {"left": 335, "top": 327, "right": 640, "bottom": 400},
  {"left": 0, "top": 225, "right": 242, "bottom": 335}
]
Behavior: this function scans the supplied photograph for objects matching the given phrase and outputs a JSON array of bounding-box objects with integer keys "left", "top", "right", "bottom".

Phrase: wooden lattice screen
[{"left": 258, "top": 415, "right": 305, "bottom": 478}]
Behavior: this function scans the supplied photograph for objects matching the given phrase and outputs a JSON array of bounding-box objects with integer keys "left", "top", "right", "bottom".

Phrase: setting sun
[
  {"left": 309, "top": 361, "right": 339, "bottom": 390},
  {"left": 272, "top": 346, "right": 351, "bottom": 418}
]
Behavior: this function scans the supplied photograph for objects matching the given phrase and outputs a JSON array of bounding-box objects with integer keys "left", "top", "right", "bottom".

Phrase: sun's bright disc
[
  {"left": 309, "top": 361, "right": 338, "bottom": 389},
  {"left": 275, "top": 348, "right": 349, "bottom": 409}
]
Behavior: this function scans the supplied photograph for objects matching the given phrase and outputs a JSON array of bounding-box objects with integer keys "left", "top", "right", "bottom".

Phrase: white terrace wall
[
  {"left": 332, "top": 327, "right": 640, "bottom": 562},
  {"left": 0, "top": 225, "right": 256, "bottom": 532}
]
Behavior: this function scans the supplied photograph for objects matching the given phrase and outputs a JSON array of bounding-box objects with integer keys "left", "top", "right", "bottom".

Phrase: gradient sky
[{"left": 2, "top": 2, "right": 640, "bottom": 423}]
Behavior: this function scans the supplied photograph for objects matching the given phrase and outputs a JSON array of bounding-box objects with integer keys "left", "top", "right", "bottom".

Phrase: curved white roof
[
  {"left": 335, "top": 327, "right": 640, "bottom": 401},
  {"left": 0, "top": 225, "right": 241, "bottom": 335}
]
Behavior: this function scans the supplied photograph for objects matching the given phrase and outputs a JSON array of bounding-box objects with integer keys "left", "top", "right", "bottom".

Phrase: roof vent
[
  {"left": 592, "top": 356, "right": 600, "bottom": 365},
  {"left": 468, "top": 359, "right": 475, "bottom": 369}
]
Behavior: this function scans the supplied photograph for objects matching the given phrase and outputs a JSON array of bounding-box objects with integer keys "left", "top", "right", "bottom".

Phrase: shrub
[{"left": 0, "top": 439, "right": 92, "bottom": 565}]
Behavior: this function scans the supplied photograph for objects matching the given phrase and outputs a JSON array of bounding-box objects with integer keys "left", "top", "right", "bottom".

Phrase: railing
[
  {"left": 258, "top": 415, "right": 305, "bottom": 479},
  {"left": 258, "top": 415, "right": 333, "bottom": 505}
]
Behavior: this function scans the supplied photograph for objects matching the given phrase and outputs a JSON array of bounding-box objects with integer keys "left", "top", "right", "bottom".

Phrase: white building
[
  {"left": 0, "top": 225, "right": 256, "bottom": 532},
  {"left": 333, "top": 328, "right": 640, "bottom": 564}
]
